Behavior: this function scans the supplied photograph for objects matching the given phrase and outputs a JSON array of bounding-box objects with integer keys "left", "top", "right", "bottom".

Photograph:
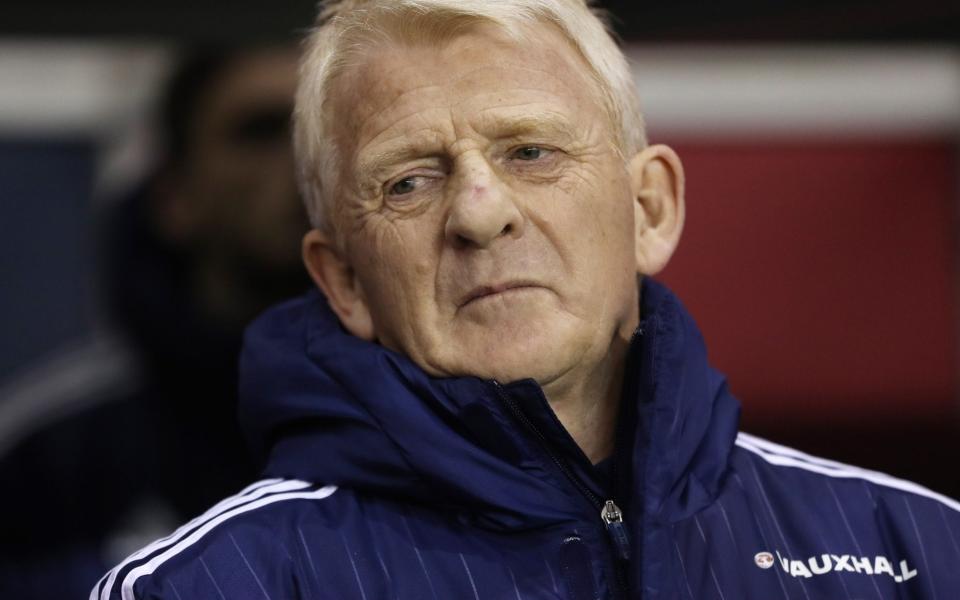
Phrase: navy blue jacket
[{"left": 94, "top": 279, "right": 960, "bottom": 599}]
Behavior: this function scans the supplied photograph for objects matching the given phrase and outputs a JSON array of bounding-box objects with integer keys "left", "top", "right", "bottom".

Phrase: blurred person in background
[{"left": 0, "top": 45, "right": 308, "bottom": 599}]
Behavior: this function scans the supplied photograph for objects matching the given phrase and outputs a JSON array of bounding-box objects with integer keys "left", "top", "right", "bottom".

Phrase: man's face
[{"left": 325, "top": 24, "right": 642, "bottom": 385}]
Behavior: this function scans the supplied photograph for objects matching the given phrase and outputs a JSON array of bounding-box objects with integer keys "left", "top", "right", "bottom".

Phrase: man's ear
[
  {"left": 302, "top": 229, "right": 376, "bottom": 340},
  {"left": 628, "top": 144, "right": 686, "bottom": 276}
]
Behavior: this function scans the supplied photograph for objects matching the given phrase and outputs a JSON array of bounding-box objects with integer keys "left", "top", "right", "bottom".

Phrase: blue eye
[
  {"left": 389, "top": 177, "right": 418, "bottom": 196},
  {"left": 513, "top": 146, "right": 546, "bottom": 160}
]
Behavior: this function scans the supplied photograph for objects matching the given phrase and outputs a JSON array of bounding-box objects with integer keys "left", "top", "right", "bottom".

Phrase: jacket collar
[
  {"left": 631, "top": 278, "right": 739, "bottom": 522},
  {"left": 238, "top": 278, "right": 738, "bottom": 528}
]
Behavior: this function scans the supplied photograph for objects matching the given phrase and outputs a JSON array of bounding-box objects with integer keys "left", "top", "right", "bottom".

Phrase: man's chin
[
  {"left": 412, "top": 317, "right": 588, "bottom": 383},
  {"left": 447, "top": 339, "right": 581, "bottom": 387}
]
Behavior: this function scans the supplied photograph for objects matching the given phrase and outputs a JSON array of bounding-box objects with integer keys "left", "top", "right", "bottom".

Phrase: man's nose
[{"left": 444, "top": 156, "right": 524, "bottom": 249}]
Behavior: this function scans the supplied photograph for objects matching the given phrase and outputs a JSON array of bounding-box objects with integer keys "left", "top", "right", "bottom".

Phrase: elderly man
[{"left": 95, "top": 1, "right": 960, "bottom": 599}]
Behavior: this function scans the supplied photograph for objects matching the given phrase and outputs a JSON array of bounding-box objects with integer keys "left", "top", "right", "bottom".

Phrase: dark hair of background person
[{"left": 162, "top": 50, "right": 232, "bottom": 169}]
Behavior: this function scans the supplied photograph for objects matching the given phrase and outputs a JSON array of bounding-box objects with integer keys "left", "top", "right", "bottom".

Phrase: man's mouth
[{"left": 460, "top": 281, "right": 542, "bottom": 308}]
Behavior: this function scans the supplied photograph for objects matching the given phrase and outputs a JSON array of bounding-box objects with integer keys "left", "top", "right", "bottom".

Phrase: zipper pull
[{"left": 601, "top": 500, "right": 631, "bottom": 561}]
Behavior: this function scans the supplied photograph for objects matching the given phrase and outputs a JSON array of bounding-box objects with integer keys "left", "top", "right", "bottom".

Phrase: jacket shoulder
[
  {"left": 91, "top": 479, "right": 340, "bottom": 600},
  {"left": 732, "top": 431, "right": 960, "bottom": 515}
]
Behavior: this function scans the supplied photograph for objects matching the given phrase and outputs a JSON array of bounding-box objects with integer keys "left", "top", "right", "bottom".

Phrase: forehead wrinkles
[
  {"left": 345, "top": 23, "right": 602, "bottom": 121},
  {"left": 364, "top": 66, "right": 586, "bottom": 136}
]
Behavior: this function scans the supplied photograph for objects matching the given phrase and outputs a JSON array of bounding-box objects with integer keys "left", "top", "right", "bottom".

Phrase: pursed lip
[{"left": 459, "top": 280, "right": 543, "bottom": 308}]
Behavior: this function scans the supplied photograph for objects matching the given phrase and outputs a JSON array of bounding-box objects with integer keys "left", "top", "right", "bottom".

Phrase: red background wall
[{"left": 658, "top": 139, "right": 958, "bottom": 423}]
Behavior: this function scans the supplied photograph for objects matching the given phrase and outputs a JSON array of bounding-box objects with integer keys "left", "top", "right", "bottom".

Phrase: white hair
[{"left": 293, "top": 0, "right": 646, "bottom": 234}]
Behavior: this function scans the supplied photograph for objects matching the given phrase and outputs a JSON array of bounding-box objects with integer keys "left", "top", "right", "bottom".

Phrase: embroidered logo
[
  {"left": 754, "top": 552, "right": 775, "bottom": 569},
  {"left": 770, "top": 551, "right": 918, "bottom": 583}
]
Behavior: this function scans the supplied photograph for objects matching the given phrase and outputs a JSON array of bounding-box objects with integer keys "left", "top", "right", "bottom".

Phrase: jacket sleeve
[
  {"left": 93, "top": 542, "right": 305, "bottom": 600},
  {"left": 90, "top": 499, "right": 317, "bottom": 599}
]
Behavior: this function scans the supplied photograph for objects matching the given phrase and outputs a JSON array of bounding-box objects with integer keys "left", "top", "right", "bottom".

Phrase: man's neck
[{"left": 541, "top": 324, "right": 635, "bottom": 464}]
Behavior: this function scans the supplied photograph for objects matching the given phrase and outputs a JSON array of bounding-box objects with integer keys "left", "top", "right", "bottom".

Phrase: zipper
[
  {"left": 601, "top": 500, "right": 631, "bottom": 561},
  {"left": 492, "top": 381, "right": 631, "bottom": 597},
  {"left": 607, "top": 323, "right": 645, "bottom": 567}
]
